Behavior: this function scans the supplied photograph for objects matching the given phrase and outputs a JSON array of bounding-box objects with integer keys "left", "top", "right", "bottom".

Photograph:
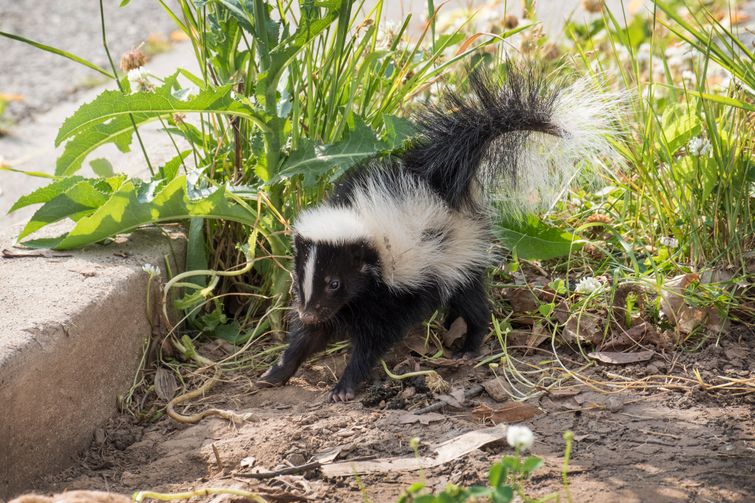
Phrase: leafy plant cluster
[{"left": 1, "top": 0, "right": 525, "bottom": 342}]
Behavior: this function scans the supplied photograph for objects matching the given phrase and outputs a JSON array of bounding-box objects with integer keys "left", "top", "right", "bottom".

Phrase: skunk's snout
[{"left": 297, "top": 308, "right": 320, "bottom": 325}]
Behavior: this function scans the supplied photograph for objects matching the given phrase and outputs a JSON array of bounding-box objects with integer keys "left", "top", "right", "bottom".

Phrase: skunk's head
[{"left": 292, "top": 235, "right": 379, "bottom": 324}]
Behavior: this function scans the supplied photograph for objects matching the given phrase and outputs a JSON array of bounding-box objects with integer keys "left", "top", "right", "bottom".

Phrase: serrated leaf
[
  {"left": 273, "top": 118, "right": 387, "bottom": 187},
  {"left": 19, "top": 180, "right": 110, "bottom": 240},
  {"left": 495, "top": 215, "right": 584, "bottom": 261},
  {"left": 56, "top": 73, "right": 260, "bottom": 146},
  {"left": 8, "top": 176, "right": 86, "bottom": 213},
  {"left": 56, "top": 113, "right": 140, "bottom": 175},
  {"left": 22, "top": 175, "right": 256, "bottom": 250},
  {"left": 383, "top": 114, "right": 418, "bottom": 150}
]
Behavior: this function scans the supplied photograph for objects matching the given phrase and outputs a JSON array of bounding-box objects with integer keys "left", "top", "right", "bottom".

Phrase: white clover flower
[
  {"left": 687, "top": 136, "right": 711, "bottom": 157},
  {"left": 142, "top": 263, "right": 160, "bottom": 277},
  {"left": 660, "top": 236, "right": 679, "bottom": 248},
  {"left": 128, "top": 67, "right": 154, "bottom": 93},
  {"left": 507, "top": 425, "right": 534, "bottom": 451},
  {"left": 575, "top": 276, "right": 603, "bottom": 294}
]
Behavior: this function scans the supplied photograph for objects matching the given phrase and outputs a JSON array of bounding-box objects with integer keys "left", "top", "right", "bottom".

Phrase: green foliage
[
  {"left": 495, "top": 215, "right": 584, "bottom": 261},
  {"left": 398, "top": 454, "right": 548, "bottom": 503}
]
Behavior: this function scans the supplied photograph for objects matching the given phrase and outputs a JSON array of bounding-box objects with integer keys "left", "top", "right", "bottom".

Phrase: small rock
[{"left": 285, "top": 452, "right": 307, "bottom": 466}]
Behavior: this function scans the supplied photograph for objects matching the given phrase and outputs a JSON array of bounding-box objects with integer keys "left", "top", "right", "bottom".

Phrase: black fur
[{"left": 259, "top": 66, "right": 574, "bottom": 402}]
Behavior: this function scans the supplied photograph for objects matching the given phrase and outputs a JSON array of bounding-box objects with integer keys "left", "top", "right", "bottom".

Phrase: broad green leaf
[
  {"left": 659, "top": 111, "right": 701, "bottom": 155},
  {"left": 488, "top": 462, "right": 506, "bottom": 487},
  {"left": 8, "top": 176, "right": 86, "bottom": 213},
  {"left": 19, "top": 180, "right": 110, "bottom": 240},
  {"left": 383, "top": 114, "right": 418, "bottom": 150},
  {"left": 56, "top": 113, "right": 139, "bottom": 175},
  {"left": 56, "top": 74, "right": 262, "bottom": 145},
  {"left": 90, "top": 158, "right": 114, "bottom": 177},
  {"left": 186, "top": 217, "right": 209, "bottom": 288},
  {"left": 522, "top": 455, "right": 544, "bottom": 475},
  {"left": 22, "top": 175, "right": 255, "bottom": 250},
  {"left": 273, "top": 118, "right": 387, "bottom": 186},
  {"left": 492, "top": 486, "right": 514, "bottom": 503},
  {"left": 495, "top": 215, "right": 584, "bottom": 261}
]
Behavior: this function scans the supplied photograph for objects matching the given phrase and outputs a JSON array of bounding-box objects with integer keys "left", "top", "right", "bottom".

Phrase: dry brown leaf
[
  {"left": 562, "top": 311, "right": 603, "bottom": 345},
  {"left": 600, "top": 321, "right": 666, "bottom": 350},
  {"left": 660, "top": 273, "right": 727, "bottom": 335},
  {"left": 437, "top": 393, "right": 464, "bottom": 409},
  {"left": 321, "top": 424, "right": 507, "bottom": 477},
  {"left": 154, "top": 367, "right": 178, "bottom": 401},
  {"left": 472, "top": 401, "right": 540, "bottom": 424},
  {"left": 443, "top": 317, "right": 467, "bottom": 348},
  {"left": 403, "top": 332, "right": 437, "bottom": 357},
  {"left": 587, "top": 350, "right": 654, "bottom": 365},
  {"left": 527, "top": 322, "right": 549, "bottom": 350},
  {"left": 397, "top": 412, "right": 446, "bottom": 425}
]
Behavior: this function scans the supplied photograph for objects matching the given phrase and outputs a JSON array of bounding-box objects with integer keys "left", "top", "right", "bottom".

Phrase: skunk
[{"left": 258, "top": 65, "right": 618, "bottom": 401}]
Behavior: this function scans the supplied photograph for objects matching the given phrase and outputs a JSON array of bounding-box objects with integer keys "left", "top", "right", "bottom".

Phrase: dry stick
[
  {"left": 166, "top": 366, "right": 247, "bottom": 424},
  {"left": 414, "top": 384, "right": 485, "bottom": 415},
  {"left": 236, "top": 461, "right": 323, "bottom": 479}
]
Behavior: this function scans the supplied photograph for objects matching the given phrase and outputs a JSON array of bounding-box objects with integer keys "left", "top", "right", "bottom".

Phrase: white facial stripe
[{"left": 302, "top": 244, "right": 317, "bottom": 305}]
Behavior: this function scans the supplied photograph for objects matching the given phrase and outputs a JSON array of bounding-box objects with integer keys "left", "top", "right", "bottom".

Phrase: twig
[
  {"left": 236, "top": 461, "right": 322, "bottom": 479},
  {"left": 414, "top": 384, "right": 485, "bottom": 415}
]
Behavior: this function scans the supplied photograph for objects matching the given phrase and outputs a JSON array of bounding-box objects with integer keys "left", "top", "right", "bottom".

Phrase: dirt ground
[{"left": 22, "top": 324, "right": 752, "bottom": 503}]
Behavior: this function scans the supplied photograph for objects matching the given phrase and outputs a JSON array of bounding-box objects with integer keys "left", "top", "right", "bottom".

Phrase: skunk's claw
[
  {"left": 256, "top": 365, "right": 288, "bottom": 387},
  {"left": 329, "top": 384, "right": 355, "bottom": 402}
]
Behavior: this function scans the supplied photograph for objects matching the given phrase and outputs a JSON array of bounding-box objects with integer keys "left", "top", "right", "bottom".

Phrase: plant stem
[{"left": 98, "top": 0, "right": 154, "bottom": 176}]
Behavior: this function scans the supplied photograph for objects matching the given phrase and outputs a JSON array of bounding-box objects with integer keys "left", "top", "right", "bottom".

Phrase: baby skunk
[{"left": 258, "top": 65, "right": 618, "bottom": 401}]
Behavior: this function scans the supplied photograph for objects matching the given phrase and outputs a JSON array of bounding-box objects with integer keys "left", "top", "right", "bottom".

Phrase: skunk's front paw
[
  {"left": 329, "top": 383, "right": 356, "bottom": 402},
  {"left": 256, "top": 365, "right": 289, "bottom": 387}
]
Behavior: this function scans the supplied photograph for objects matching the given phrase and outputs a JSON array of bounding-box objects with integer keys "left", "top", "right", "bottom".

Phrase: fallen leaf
[
  {"left": 403, "top": 332, "right": 440, "bottom": 357},
  {"left": 397, "top": 412, "right": 446, "bottom": 425},
  {"left": 321, "top": 424, "right": 508, "bottom": 477},
  {"left": 312, "top": 447, "right": 342, "bottom": 464},
  {"left": 587, "top": 350, "right": 654, "bottom": 365},
  {"left": 450, "top": 387, "right": 466, "bottom": 404},
  {"left": 527, "top": 322, "right": 549, "bottom": 350},
  {"left": 437, "top": 393, "right": 464, "bottom": 409},
  {"left": 443, "top": 317, "right": 467, "bottom": 348},
  {"left": 562, "top": 311, "right": 603, "bottom": 345},
  {"left": 472, "top": 402, "right": 540, "bottom": 424},
  {"left": 154, "top": 367, "right": 178, "bottom": 401}
]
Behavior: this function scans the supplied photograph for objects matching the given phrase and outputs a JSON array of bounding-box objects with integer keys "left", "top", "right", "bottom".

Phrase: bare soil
[{"left": 31, "top": 329, "right": 754, "bottom": 503}]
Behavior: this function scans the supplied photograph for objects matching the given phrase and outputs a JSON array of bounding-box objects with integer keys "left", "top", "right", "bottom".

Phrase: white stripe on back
[{"left": 302, "top": 244, "right": 317, "bottom": 305}]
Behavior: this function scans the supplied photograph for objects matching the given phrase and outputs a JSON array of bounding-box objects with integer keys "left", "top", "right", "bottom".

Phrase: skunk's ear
[
  {"left": 293, "top": 234, "right": 310, "bottom": 255},
  {"left": 350, "top": 241, "right": 378, "bottom": 265}
]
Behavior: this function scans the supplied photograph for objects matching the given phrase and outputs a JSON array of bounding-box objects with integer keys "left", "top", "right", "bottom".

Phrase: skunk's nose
[{"left": 298, "top": 310, "right": 319, "bottom": 325}]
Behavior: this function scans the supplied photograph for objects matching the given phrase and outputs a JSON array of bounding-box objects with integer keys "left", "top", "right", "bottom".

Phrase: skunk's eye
[{"left": 328, "top": 280, "right": 340, "bottom": 291}]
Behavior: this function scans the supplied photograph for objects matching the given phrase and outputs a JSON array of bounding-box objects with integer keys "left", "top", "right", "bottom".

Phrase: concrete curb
[{"left": 0, "top": 226, "right": 185, "bottom": 499}]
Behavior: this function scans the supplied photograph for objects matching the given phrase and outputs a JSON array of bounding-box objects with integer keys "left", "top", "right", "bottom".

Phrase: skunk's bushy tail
[{"left": 403, "top": 64, "right": 621, "bottom": 214}]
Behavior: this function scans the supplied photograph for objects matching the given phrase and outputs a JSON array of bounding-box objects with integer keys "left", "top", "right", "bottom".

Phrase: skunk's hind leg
[
  {"left": 445, "top": 274, "right": 490, "bottom": 357},
  {"left": 257, "top": 322, "right": 332, "bottom": 387}
]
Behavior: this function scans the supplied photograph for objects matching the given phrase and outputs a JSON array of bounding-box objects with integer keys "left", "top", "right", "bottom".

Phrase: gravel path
[{"left": 0, "top": 0, "right": 178, "bottom": 122}]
